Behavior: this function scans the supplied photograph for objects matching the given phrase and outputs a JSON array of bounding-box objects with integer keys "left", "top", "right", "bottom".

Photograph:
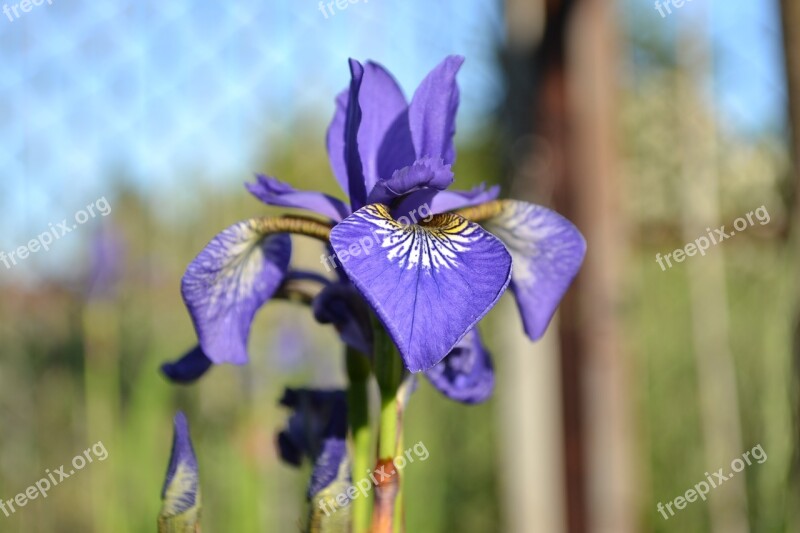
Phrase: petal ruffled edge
[{"left": 408, "top": 55, "right": 465, "bottom": 164}]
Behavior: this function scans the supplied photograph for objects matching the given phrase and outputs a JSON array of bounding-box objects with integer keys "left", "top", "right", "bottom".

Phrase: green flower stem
[
  {"left": 372, "top": 317, "right": 405, "bottom": 533},
  {"left": 346, "top": 347, "right": 373, "bottom": 533}
]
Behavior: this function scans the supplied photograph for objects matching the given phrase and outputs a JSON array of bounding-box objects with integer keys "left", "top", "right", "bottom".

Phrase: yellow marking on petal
[{"left": 359, "top": 204, "right": 481, "bottom": 271}]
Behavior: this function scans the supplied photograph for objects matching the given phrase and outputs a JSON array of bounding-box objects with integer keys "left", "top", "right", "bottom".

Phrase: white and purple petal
[
  {"left": 330, "top": 204, "right": 512, "bottom": 372},
  {"left": 484, "top": 200, "right": 586, "bottom": 340},
  {"left": 181, "top": 220, "right": 291, "bottom": 365},
  {"left": 159, "top": 412, "right": 201, "bottom": 530},
  {"left": 424, "top": 328, "right": 494, "bottom": 404},
  {"left": 408, "top": 55, "right": 464, "bottom": 163},
  {"left": 246, "top": 174, "right": 350, "bottom": 222}
]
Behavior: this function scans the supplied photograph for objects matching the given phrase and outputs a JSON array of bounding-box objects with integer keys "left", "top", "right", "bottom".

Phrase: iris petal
[
  {"left": 181, "top": 220, "right": 291, "bottom": 365},
  {"left": 357, "top": 61, "right": 415, "bottom": 191},
  {"left": 343, "top": 59, "right": 367, "bottom": 209},
  {"left": 276, "top": 389, "right": 349, "bottom": 497},
  {"left": 312, "top": 282, "right": 373, "bottom": 356},
  {"left": 424, "top": 328, "right": 494, "bottom": 404},
  {"left": 330, "top": 204, "right": 512, "bottom": 372},
  {"left": 161, "top": 345, "right": 213, "bottom": 384},
  {"left": 427, "top": 184, "right": 501, "bottom": 213},
  {"left": 367, "top": 156, "right": 454, "bottom": 205},
  {"left": 326, "top": 90, "right": 351, "bottom": 198},
  {"left": 484, "top": 200, "right": 586, "bottom": 340},
  {"left": 159, "top": 412, "right": 201, "bottom": 531},
  {"left": 408, "top": 55, "right": 464, "bottom": 163},
  {"left": 246, "top": 174, "right": 350, "bottom": 222}
]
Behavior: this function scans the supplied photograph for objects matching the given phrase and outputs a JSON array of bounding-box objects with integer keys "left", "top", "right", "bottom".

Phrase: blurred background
[{"left": 0, "top": 0, "right": 797, "bottom": 532}]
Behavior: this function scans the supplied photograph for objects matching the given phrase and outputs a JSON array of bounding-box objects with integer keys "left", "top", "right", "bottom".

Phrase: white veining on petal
[
  {"left": 357, "top": 205, "right": 482, "bottom": 271},
  {"left": 190, "top": 220, "right": 273, "bottom": 318},
  {"left": 485, "top": 201, "right": 583, "bottom": 288}
]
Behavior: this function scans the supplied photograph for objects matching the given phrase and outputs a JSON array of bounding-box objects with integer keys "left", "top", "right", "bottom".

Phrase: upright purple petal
[
  {"left": 357, "top": 61, "right": 415, "bottom": 191},
  {"left": 424, "top": 328, "right": 494, "bottom": 404},
  {"left": 408, "top": 55, "right": 464, "bottom": 163},
  {"left": 330, "top": 204, "right": 512, "bottom": 372},
  {"left": 326, "top": 90, "right": 351, "bottom": 198},
  {"left": 181, "top": 220, "right": 291, "bottom": 365},
  {"left": 367, "top": 156, "right": 454, "bottom": 205},
  {"left": 344, "top": 59, "right": 367, "bottom": 209},
  {"left": 161, "top": 345, "right": 214, "bottom": 384},
  {"left": 484, "top": 200, "right": 586, "bottom": 339},
  {"left": 246, "top": 175, "right": 350, "bottom": 222}
]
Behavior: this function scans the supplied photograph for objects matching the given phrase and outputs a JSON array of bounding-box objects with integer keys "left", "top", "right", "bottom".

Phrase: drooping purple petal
[
  {"left": 312, "top": 282, "right": 373, "bottom": 356},
  {"left": 408, "top": 55, "right": 464, "bottom": 163},
  {"left": 484, "top": 200, "right": 586, "bottom": 340},
  {"left": 246, "top": 174, "right": 350, "bottom": 222},
  {"left": 160, "top": 412, "right": 200, "bottom": 518},
  {"left": 330, "top": 204, "right": 512, "bottom": 372},
  {"left": 181, "top": 220, "right": 292, "bottom": 365},
  {"left": 424, "top": 328, "right": 494, "bottom": 404},
  {"left": 367, "top": 156, "right": 454, "bottom": 205},
  {"left": 161, "top": 345, "right": 214, "bottom": 384}
]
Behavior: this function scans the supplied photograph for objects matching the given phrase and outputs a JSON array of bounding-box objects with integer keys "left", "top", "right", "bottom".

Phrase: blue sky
[{"left": 0, "top": 0, "right": 787, "bottom": 280}]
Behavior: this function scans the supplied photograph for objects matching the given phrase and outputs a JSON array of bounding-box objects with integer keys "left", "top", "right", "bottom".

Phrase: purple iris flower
[
  {"left": 276, "top": 388, "right": 349, "bottom": 498},
  {"left": 163, "top": 56, "right": 586, "bottom": 405}
]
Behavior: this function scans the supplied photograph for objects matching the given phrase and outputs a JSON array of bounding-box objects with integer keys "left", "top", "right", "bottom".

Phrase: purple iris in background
[
  {"left": 276, "top": 388, "right": 349, "bottom": 498},
  {"left": 162, "top": 55, "right": 586, "bottom": 405}
]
